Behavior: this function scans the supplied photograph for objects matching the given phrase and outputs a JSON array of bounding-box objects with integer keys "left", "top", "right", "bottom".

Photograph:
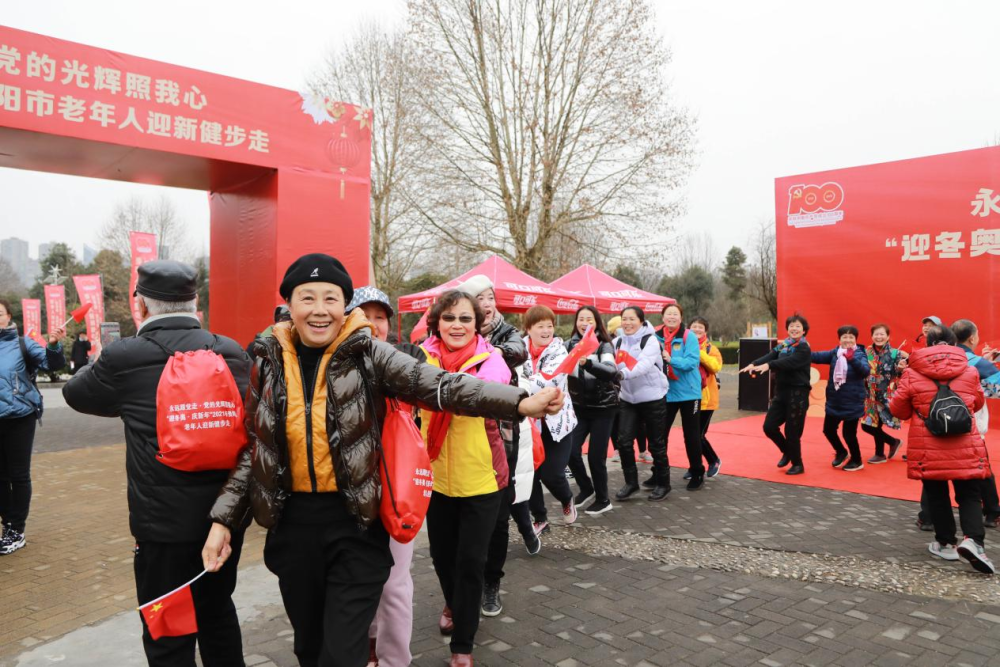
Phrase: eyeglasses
[{"left": 440, "top": 314, "right": 475, "bottom": 324}]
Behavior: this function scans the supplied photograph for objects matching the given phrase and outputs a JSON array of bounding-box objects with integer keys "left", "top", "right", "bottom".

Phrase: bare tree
[
  {"left": 407, "top": 0, "right": 696, "bottom": 280},
  {"left": 674, "top": 231, "right": 718, "bottom": 273},
  {"left": 99, "top": 195, "right": 190, "bottom": 261},
  {"left": 308, "top": 23, "right": 438, "bottom": 296},
  {"left": 747, "top": 219, "right": 777, "bottom": 319}
]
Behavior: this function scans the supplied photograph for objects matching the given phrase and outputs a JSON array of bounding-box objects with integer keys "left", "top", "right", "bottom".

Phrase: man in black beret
[{"left": 64, "top": 259, "right": 251, "bottom": 666}]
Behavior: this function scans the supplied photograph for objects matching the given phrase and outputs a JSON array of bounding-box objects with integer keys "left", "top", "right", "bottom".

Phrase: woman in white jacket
[
  {"left": 613, "top": 306, "right": 670, "bottom": 501},
  {"left": 520, "top": 306, "right": 579, "bottom": 531}
]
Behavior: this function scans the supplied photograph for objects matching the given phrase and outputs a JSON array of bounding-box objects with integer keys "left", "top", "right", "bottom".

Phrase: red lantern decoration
[{"left": 326, "top": 129, "right": 362, "bottom": 199}]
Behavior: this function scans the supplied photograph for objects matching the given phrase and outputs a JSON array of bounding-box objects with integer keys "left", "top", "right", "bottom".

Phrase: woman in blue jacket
[
  {"left": 0, "top": 299, "right": 65, "bottom": 554},
  {"left": 812, "top": 325, "right": 871, "bottom": 472},
  {"left": 656, "top": 304, "right": 707, "bottom": 491}
]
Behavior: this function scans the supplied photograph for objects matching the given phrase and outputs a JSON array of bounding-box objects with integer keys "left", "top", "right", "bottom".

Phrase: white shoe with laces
[
  {"left": 957, "top": 537, "right": 996, "bottom": 575},
  {"left": 562, "top": 502, "right": 578, "bottom": 525},
  {"left": 0, "top": 528, "right": 26, "bottom": 555},
  {"left": 928, "top": 541, "right": 959, "bottom": 561}
]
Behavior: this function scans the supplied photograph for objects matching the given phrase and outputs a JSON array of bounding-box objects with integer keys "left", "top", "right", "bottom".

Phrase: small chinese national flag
[
  {"left": 615, "top": 348, "right": 638, "bottom": 371},
  {"left": 897, "top": 339, "right": 912, "bottom": 356},
  {"left": 69, "top": 302, "right": 93, "bottom": 324},
  {"left": 138, "top": 573, "right": 202, "bottom": 640},
  {"left": 540, "top": 327, "right": 599, "bottom": 380}
]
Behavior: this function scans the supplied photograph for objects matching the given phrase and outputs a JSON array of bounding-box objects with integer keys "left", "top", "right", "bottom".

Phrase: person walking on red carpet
[
  {"left": 811, "top": 325, "right": 871, "bottom": 472},
  {"left": 741, "top": 314, "right": 812, "bottom": 476},
  {"left": 688, "top": 317, "right": 723, "bottom": 481},
  {"left": 862, "top": 323, "right": 908, "bottom": 465},
  {"left": 890, "top": 324, "right": 993, "bottom": 575}
]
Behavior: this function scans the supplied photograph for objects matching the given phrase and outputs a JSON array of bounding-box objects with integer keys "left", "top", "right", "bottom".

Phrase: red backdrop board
[
  {"left": 0, "top": 26, "right": 371, "bottom": 345},
  {"left": 776, "top": 146, "right": 1000, "bottom": 421}
]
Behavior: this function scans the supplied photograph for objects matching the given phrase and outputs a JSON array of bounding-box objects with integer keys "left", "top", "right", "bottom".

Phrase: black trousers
[
  {"left": 762, "top": 387, "right": 809, "bottom": 467},
  {"left": 861, "top": 422, "right": 898, "bottom": 457},
  {"left": 134, "top": 532, "right": 246, "bottom": 667},
  {"left": 822, "top": 415, "right": 861, "bottom": 464},
  {"left": 484, "top": 459, "right": 536, "bottom": 585},
  {"left": 264, "top": 494, "right": 393, "bottom": 667},
  {"left": 919, "top": 475, "right": 1000, "bottom": 524},
  {"left": 666, "top": 400, "right": 704, "bottom": 477},
  {"left": 700, "top": 410, "right": 719, "bottom": 466},
  {"left": 567, "top": 409, "right": 615, "bottom": 503},
  {"left": 427, "top": 490, "right": 503, "bottom": 655},
  {"left": 923, "top": 479, "right": 986, "bottom": 546},
  {"left": 616, "top": 399, "right": 669, "bottom": 479},
  {"left": 0, "top": 414, "right": 36, "bottom": 532},
  {"left": 529, "top": 425, "right": 573, "bottom": 522}
]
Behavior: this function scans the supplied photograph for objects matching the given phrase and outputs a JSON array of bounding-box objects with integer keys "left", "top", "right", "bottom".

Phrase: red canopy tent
[
  {"left": 549, "top": 264, "right": 675, "bottom": 314},
  {"left": 397, "top": 255, "right": 586, "bottom": 314}
]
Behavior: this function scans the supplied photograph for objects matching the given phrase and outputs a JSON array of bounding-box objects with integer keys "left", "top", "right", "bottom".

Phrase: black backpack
[{"left": 918, "top": 379, "right": 972, "bottom": 436}]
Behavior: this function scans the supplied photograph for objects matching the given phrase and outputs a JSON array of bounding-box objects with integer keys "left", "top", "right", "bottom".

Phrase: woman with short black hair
[
  {"left": 741, "top": 314, "right": 812, "bottom": 475},
  {"left": 863, "top": 323, "right": 906, "bottom": 464},
  {"left": 812, "top": 325, "right": 871, "bottom": 472}
]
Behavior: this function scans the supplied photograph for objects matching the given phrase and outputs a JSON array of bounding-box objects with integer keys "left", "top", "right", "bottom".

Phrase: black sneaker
[
  {"left": 481, "top": 581, "right": 503, "bottom": 617},
  {"left": 707, "top": 460, "right": 722, "bottom": 478},
  {"left": 524, "top": 532, "right": 542, "bottom": 555},
  {"left": 916, "top": 518, "right": 934, "bottom": 532},
  {"left": 686, "top": 476, "right": 705, "bottom": 491},
  {"left": 777, "top": 455, "right": 790, "bottom": 467},
  {"left": 831, "top": 453, "right": 848, "bottom": 468},
  {"left": 842, "top": 461, "right": 864, "bottom": 472},
  {"left": 786, "top": 465, "right": 805, "bottom": 476},
  {"left": 574, "top": 489, "right": 595, "bottom": 508},
  {"left": 888, "top": 438, "right": 903, "bottom": 460},
  {"left": 867, "top": 454, "right": 888, "bottom": 465},
  {"left": 0, "top": 529, "right": 25, "bottom": 555},
  {"left": 641, "top": 473, "right": 657, "bottom": 489},
  {"left": 682, "top": 471, "right": 693, "bottom": 480},
  {"left": 585, "top": 498, "right": 613, "bottom": 515}
]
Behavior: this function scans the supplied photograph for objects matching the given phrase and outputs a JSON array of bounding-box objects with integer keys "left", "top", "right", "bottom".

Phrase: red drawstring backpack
[
  {"left": 377, "top": 399, "right": 433, "bottom": 543},
  {"left": 530, "top": 419, "right": 546, "bottom": 470},
  {"left": 148, "top": 335, "right": 247, "bottom": 472}
]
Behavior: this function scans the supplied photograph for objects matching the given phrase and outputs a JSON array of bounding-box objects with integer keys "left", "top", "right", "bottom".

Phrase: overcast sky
[{"left": 2, "top": 1, "right": 999, "bottom": 266}]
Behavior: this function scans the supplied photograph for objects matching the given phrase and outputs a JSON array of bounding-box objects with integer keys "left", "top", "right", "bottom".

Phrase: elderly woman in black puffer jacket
[{"left": 203, "top": 254, "right": 563, "bottom": 667}]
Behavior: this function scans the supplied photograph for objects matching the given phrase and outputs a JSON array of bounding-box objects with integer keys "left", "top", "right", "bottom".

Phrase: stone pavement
[{"left": 6, "top": 384, "right": 1000, "bottom": 665}]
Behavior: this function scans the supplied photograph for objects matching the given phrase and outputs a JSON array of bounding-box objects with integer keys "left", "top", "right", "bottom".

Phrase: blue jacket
[
  {"left": 812, "top": 346, "right": 870, "bottom": 420},
  {"left": 960, "top": 344, "right": 1000, "bottom": 397},
  {"left": 658, "top": 328, "right": 703, "bottom": 402},
  {"left": 0, "top": 326, "right": 65, "bottom": 420}
]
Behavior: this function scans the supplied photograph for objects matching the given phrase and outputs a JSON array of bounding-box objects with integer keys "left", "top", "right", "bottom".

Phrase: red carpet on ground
[{"left": 591, "top": 416, "right": 999, "bottom": 503}]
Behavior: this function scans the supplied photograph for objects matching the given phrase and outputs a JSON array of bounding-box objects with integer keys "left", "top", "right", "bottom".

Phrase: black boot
[
  {"left": 641, "top": 470, "right": 657, "bottom": 488},
  {"left": 615, "top": 469, "right": 640, "bottom": 500},
  {"left": 648, "top": 468, "right": 671, "bottom": 501}
]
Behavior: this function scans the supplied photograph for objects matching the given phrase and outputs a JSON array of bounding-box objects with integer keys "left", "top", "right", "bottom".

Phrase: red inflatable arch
[{"left": 0, "top": 26, "right": 371, "bottom": 345}]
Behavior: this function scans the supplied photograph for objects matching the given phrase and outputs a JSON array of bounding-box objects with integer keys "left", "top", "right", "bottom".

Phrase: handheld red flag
[
  {"left": 540, "top": 327, "right": 599, "bottom": 380},
  {"left": 63, "top": 302, "right": 93, "bottom": 328},
  {"left": 410, "top": 309, "right": 429, "bottom": 344},
  {"left": 138, "top": 570, "right": 204, "bottom": 640},
  {"left": 897, "top": 339, "right": 912, "bottom": 356},
  {"left": 615, "top": 348, "right": 638, "bottom": 371}
]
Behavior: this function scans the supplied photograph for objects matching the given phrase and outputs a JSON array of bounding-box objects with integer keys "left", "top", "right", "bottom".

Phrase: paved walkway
[{"left": 5, "top": 384, "right": 1000, "bottom": 666}]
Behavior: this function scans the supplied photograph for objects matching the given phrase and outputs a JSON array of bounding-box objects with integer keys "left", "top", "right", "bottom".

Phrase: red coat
[{"left": 889, "top": 345, "right": 987, "bottom": 481}]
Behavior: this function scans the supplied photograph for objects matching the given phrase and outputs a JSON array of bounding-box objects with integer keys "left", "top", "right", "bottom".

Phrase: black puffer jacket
[
  {"left": 566, "top": 335, "right": 620, "bottom": 410},
  {"left": 209, "top": 317, "right": 527, "bottom": 531},
  {"left": 63, "top": 316, "right": 251, "bottom": 543}
]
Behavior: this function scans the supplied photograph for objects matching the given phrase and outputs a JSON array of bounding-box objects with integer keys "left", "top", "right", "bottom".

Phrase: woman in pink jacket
[{"left": 890, "top": 325, "right": 992, "bottom": 574}]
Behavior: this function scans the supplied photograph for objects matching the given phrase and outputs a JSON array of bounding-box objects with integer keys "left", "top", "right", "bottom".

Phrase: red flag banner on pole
[
  {"left": 137, "top": 569, "right": 206, "bottom": 640},
  {"left": 409, "top": 309, "right": 430, "bottom": 344},
  {"left": 21, "top": 299, "right": 44, "bottom": 345},
  {"left": 540, "top": 327, "right": 599, "bottom": 380},
  {"left": 615, "top": 347, "right": 638, "bottom": 371},
  {"left": 43, "top": 285, "right": 66, "bottom": 338},
  {"left": 73, "top": 274, "right": 105, "bottom": 357},
  {"left": 129, "top": 232, "right": 159, "bottom": 329}
]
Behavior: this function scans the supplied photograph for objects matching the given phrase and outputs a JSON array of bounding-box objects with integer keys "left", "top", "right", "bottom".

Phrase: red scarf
[
  {"left": 663, "top": 325, "right": 682, "bottom": 380},
  {"left": 426, "top": 337, "right": 480, "bottom": 461},
  {"left": 529, "top": 340, "right": 546, "bottom": 369},
  {"left": 696, "top": 331, "right": 707, "bottom": 344}
]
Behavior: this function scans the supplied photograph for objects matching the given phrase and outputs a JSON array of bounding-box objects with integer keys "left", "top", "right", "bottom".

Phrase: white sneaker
[
  {"left": 928, "top": 541, "right": 959, "bottom": 561},
  {"left": 562, "top": 502, "right": 578, "bottom": 525},
  {"left": 957, "top": 537, "right": 996, "bottom": 575}
]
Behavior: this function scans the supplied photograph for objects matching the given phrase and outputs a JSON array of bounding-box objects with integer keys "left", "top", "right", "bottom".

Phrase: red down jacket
[{"left": 889, "top": 345, "right": 987, "bottom": 481}]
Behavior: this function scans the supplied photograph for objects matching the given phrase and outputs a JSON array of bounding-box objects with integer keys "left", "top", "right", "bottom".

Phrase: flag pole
[{"left": 137, "top": 569, "right": 208, "bottom": 610}]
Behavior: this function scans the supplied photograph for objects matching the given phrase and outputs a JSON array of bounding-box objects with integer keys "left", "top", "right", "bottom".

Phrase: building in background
[
  {"left": 0, "top": 237, "right": 38, "bottom": 286},
  {"left": 38, "top": 242, "right": 54, "bottom": 263}
]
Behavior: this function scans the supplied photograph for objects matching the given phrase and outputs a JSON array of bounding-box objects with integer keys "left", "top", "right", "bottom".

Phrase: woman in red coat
[{"left": 889, "top": 325, "right": 992, "bottom": 574}]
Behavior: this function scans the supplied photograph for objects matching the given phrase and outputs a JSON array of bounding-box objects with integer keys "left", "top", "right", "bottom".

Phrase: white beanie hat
[{"left": 456, "top": 274, "right": 494, "bottom": 298}]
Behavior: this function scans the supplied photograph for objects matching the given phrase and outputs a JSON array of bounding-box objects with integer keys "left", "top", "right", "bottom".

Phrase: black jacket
[
  {"left": 566, "top": 335, "right": 620, "bottom": 411},
  {"left": 753, "top": 338, "right": 812, "bottom": 391},
  {"left": 63, "top": 316, "right": 251, "bottom": 543}
]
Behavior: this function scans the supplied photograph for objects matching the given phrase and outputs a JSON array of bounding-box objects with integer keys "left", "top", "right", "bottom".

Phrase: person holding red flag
[
  {"left": 566, "top": 306, "right": 620, "bottom": 516},
  {"left": 520, "top": 305, "right": 579, "bottom": 532},
  {"left": 0, "top": 299, "right": 65, "bottom": 556},
  {"left": 612, "top": 306, "right": 669, "bottom": 501},
  {"left": 63, "top": 261, "right": 251, "bottom": 666}
]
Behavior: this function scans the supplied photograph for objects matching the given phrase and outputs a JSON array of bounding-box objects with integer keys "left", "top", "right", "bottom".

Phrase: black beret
[
  {"left": 279, "top": 253, "right": 354, "bottom": 304},
  {"left": 135, "top": 260, "right": 198, "bottom": 302}
]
